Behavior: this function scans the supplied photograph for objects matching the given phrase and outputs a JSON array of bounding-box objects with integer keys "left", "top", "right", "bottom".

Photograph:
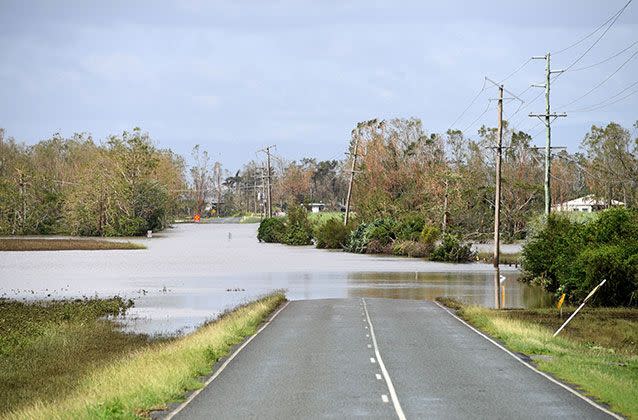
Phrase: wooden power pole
[
  {"left": 493, "top": 84, "right": 504, "bottom": 271},
  {"left": 530, "top": 53, "right": 566, "bottom": 215},
  {"left": 259, "top": 145, "right": 276, "bottom": 218},
  {"left": 344, "top": 135, "right": 359, "bottom": 226}
]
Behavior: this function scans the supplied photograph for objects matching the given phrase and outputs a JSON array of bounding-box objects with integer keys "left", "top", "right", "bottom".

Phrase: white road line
[
  {"left": 366, "top": 334, "right": 370, "bottom": 338},
  {"left": 165, "top": 301, "right": 291, "bottom": 420},
  {"left": 370, "top": 357, "right": 376, "bottom": 364},
  {"left": 382, "top": 394, "right": 389, "bottom": 403},
  {"left": 363, "top": 298, "right": 407, "bottom": 420},
  {"left": 367, "top": 344, "right": 372, "bottom": 348},
  {"left": 376, "top": 373, "right": 382, "bottom": 380},
  {"left": 433, "top": 301, "right": 622, "bottom": 420}
]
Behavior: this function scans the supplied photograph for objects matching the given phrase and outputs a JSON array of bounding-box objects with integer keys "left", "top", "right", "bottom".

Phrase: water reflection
[{"left": 345, "top": 271, "right": 551, "bottom": 309}]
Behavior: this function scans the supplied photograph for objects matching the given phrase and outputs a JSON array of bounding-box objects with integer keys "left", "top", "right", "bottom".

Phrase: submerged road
[{"left": 172, "top": 299, "right": 614, "bottom": 419}]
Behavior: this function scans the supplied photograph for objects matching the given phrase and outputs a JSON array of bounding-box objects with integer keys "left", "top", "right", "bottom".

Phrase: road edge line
[
  {"left": 433, "top": 301, "right": 621, "bottom": 420},
  {"left": 165, "top": 300, "right": 291, "bottom": 419},
  {"left": 363, "top": 298, "right": 407, "bottom": 420}
]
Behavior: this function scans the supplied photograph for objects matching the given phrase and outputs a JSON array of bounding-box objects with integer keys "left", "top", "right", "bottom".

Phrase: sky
[{"left": 1, "top": 0, "right": 637, "bottom": 171}]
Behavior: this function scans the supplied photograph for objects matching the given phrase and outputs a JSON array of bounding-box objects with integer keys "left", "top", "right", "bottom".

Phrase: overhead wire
[
  {"left": 566, "top": 79, "right": 638, "bottom": 111},
  {"left": 446, "top": 78, "right": 489, "bottom": 131},
  {"left": 551, "top": 0, "right": 633, "bottom": 55},
  {"left": 570, "top": 39, "right": 638, "bottom": 71},
  {"left": 557, "top": 48, "right": 638, "bottom": 109}
]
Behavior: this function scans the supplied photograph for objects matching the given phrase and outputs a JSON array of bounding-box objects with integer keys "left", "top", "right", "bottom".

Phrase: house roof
[{"left": 555, "top": 194, "right": 624, "bottom": 207}]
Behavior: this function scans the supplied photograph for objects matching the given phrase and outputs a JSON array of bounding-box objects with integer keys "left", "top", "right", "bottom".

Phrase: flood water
[{"left": 0, "top": 223, "right": 551, "bottom": 335}]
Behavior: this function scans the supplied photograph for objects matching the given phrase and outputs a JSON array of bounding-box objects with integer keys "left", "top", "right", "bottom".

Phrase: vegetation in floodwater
[
  {"left": 0, "top": 238, "right": 146, "bottom": 251},
  {"left": 439, "top": 299, "right": 638, "bottom": 419},
  {"left": 3, "top": 293, "right": 286, "bottom": 419}
]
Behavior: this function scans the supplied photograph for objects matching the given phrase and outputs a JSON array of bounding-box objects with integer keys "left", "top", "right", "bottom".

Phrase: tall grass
[
  {"left": 458, "top": 306, "right": 638, "bottom": 418},
  {"left": 4, "top": 293, "right": 285, "bottom": 420}
]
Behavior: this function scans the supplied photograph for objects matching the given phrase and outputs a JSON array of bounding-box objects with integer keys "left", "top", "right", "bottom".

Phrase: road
[{"left": 171, "top": 298, "right": 613, "bottom": 419}]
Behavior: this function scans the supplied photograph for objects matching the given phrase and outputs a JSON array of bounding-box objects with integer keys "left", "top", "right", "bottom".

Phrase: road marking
[
  {"left": 363, "top": 298, "right": 407, "bottom": 420},
  {"left": 370, "top": 357, "right": 376, "bottom": 364},
  {"left": 376, "top": 373, "right": 382, "bottom": 380},
  {"left": 366, "top": 334, "right": 370, "bottom": 338},
  {"left": 434, "top": 301, "right": 622, "bottom": 420},
  {"left": 165, "top": 301, "right": 291, "bottom": 420},
  {"left": 382, "top": 394, "right": 389, "bottom": 403},
  {"left": 367, "top": 344, "right": 372, "bottom": 348}
]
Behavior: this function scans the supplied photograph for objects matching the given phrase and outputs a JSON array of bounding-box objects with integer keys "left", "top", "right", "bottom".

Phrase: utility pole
[
  {"left": 344, "top": 134, "right": 359, "bottom": 226},
  {"left": 214, "top": 162, "right": 222, "bottom": 217},
  {"left": 530, "top": 53, "right": 566, "bottom": 215},
  {"left": 258, "top": 145, "right": 276, "bottom": 218},
  {"left": 493, "top": 85, "right": 504, "bottom": 272},
  {"left": 485, "top": 77, "right": 524, "bottom": 309}
]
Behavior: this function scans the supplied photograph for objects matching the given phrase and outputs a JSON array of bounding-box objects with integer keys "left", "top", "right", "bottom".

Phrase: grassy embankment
[
  {"left": 439, "top": 299, "right": 638, "bottom": 418},
  {"left": 0, "top": 239, "right": 145, "bottom": 251},
  {"left": 475, "top": 251, "right": 521, "bottom": 266},
  {"left": 308, "top": 211, "right": 343, "bottom": 224},
  {"left": 1, "top": 293, "right": 285, "bottom": 419}
]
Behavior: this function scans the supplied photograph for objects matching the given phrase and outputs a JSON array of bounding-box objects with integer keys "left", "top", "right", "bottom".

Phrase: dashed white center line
[
  {"left": 366, "top": 334, "right": 370, "bottom": 338},
  {"left": 382, "top": 394, "right": 389, "bottom": 403},
  {"left": 376, "top": 373, "right": 382, "bottom": 380},
  {"left": 362, "top": 298, "right": 406, "bottom": 420},
  {"left": 367, "top": 344, "right": 372, "bottom": 348},
  {"left": 370, "top": 357, "right": 376, "bottom": 364}
]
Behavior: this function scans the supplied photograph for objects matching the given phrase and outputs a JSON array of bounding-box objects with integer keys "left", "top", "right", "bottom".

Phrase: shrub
[
  {"left": 521, "top": 208, "right": 638, "bottom": 306},
  {"left": 420, "top": 224, "right": 441, "bottom": 246},
  {"left": 392, "top": 240, "right": 432, "bottom": 258},
  {"left": 344, "top": 223, "right": 369, "bottom": 253},
  {"left": 396, "top": 215, "right": 425, "bottom": 241},
  {"left": 431, "top": 234, "right": 476, "bottom": 262},
  {"left": 344, "top": 218, "right": 398, "bottom": 253},
  {"left": 282, "top": 205, "right": 313, "bottom": 246},
  {"left": 257, "top": 218, "right": 286, "bottom": 243},
  {"left": 315, "top": 219, "right": 352, "bottom": 249}
]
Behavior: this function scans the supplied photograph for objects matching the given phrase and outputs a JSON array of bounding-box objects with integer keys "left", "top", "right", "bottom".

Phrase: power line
[
  {"left": 552, "top": 0, "right": 633, "bottom": 55},
  {"left": 570, "top": 86, "right": 638, "bottom": 112},
  {"left": 461, "top": 101, "right": 493, "bottom": 134},
  {"left": 498, "top": 58, "right": 533, "bottom": 83},
  {"left": 567, "top": 79, "right": 638, "bottom": 111},
  {"left": 557, "top": 48, "right": 638, "bottom": 109},
  {"left": 570, "top": 39, "right": 638, "bottom": 71},
  {"left": 447, "top": 78, "right": 489, "bottom": 130}
]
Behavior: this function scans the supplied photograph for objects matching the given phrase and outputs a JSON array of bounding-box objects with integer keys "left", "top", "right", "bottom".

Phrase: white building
[
  {"left": 553, "top": 195, "right": 625, "bottom": 213},
  {"left": 309, "top": 203, "right": 325, "bottom": 213}
]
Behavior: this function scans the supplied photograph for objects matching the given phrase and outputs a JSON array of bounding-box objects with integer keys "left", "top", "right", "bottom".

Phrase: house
[
  {"left": 308, "top": 203, "right": 326, "bottom": 213},
  {"left": 553, "top": 195, "right": 625, "bottom": 213}
]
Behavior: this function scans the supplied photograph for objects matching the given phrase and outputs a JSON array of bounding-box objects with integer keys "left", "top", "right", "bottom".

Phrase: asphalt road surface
[{"left": 172, "top": 299, "right": 614, "bottom": 419}]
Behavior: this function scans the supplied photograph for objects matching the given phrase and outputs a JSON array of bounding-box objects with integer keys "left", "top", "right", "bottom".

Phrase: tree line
[
  {"left": 249, "top": 118, "right": 636, "bottom": 241},
  {"left": 0, "top": 128, "right": 188, "bottom": 236}
]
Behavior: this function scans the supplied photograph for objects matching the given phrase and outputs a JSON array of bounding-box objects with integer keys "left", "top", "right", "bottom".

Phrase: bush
[
  {"left": 521, "top": 208, "right": 638, "bottom": 306},
  {"left": 392, "top": 240, "right": 432, "bottom": 258},
  {"left": 315, "top": 219, "right": 352, "bottom": 249},
  {"left": 431, "top": 234, "right": 476, "bottom": 262},
  {"left": 344, "top": 223, "right": 369, "bottom": 253},
  {"left": 282, "top": 205, "right": 313, "bottom": 246},
  {"left": 344, "top": 218, "right": 398, "bottom": 254},
  {"left": 420, "top": 224, "right": 440, "bottom": 246},
  {"left": 257, "top": 218, "right": 286, "bottom": 243},
  {"left": 396, "top": 216, "right": 425, "bottom": 241}
]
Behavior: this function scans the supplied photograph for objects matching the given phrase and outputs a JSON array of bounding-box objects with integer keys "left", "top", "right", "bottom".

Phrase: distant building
[
  {"left": 553, "top": 195, "right": 625, "bottom": 213},
  {"left": 308, "top": 203, "right": 326, "bottom": 213}
]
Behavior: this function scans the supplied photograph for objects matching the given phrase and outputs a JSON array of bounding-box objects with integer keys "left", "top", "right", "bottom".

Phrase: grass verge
[
  {"left": 438, "top": 299, "right": 638, "bottom": 418},
  {"left": 0, "top": 239, "right": 145, "bottom": 251},
  {"left": 2, "top": 293, "right": 286, "bottom": 419}
]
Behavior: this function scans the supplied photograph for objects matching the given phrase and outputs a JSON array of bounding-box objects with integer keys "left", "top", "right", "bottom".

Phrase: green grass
[
  {"left": 2, "top": 293, "right": 286, "bottom": 419},
  {"left": 239, "top": 215, "right": 262, "bottom": 224},
  {"left": 0, "top": 239, "right": 145, "bottom": 251},
  {"left": 307, "top": 211, "right": 343, "bottom": 224},
  {"left": 445, "top": 302, "right": 638, "bottom": 418}
]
